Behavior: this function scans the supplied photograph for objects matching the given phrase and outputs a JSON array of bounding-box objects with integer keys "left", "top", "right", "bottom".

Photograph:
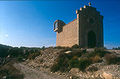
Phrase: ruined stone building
[{"left": 54, "top": 3, "right": 104, "bottom": 48}]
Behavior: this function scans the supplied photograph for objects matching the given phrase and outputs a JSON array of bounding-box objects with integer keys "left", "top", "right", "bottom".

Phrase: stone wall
[
  {"left": 56, "top": 19, "right": 78, "bottom": 47},
  {"left": 55, "top": 5, "right": 103, "bottom": 48},
  {"left": 78, "top": 7, "right": 103, "bottom": 48}
]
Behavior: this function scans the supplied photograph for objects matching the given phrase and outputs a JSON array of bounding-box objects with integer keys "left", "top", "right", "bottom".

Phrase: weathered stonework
[
  {"left": 54, "top": 3, "right": 104, "bottom": 48},
  {"left": 56, "top": 19, "right": 78, "bottom": 47}
]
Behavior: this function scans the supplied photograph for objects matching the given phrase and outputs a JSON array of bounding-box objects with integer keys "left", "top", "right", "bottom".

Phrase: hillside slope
[
  {"left": 22, "top": 47, "right": 120, "bottom": 79},
  {"left": 0, "top": 45, "right": 120, "bottom": 79}
]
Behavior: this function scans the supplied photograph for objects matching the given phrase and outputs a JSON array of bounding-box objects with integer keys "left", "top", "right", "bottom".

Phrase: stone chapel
[{"left": 54, "top": 3, "right": 104, "bottom": 48}]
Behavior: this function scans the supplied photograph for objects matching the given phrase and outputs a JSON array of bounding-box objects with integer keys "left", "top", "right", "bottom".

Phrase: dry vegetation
[
  {"left": 51, "top": 46, "right": 120, "bottom": 72},
  {"left": 0, "top": 44, "right": 120, "bottom": 79},
  {"left": 0, "top": 61, "right": 24, "bottom": 79}
]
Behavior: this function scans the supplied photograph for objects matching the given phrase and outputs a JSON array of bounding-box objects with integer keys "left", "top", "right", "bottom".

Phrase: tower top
[{"left": 88, "top": 2, "right": 91, "bottom": 6}]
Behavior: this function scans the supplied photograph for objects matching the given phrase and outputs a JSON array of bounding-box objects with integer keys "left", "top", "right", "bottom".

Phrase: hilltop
[
  {"left": 0, "top": 44, "right": 120, "bottom": 79},
  {"left": 24, "top": 47, "right": 120, "bottom": 79}
]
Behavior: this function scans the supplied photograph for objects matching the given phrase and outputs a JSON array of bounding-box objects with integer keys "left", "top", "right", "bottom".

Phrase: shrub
[
  {"left": 90, "top": 55, "right": 102, "bottom": 63},
  {"left": 70, "top": 49, "right": 83, "bottom": 57},
  {"left": 86, "top": 65, "right": 98, "bottom": 72},
  {"left": 78, "top": 58, "right": 92, "bottom": 71},
  {"left": 72, "top": 44, "right": 80, "bottom": 49},
  {"left": 51, "top": 48, "right": 92, "bottom": 72},
  {"left": 94, "top": 48, "right": 109, "bottom": 57},
  {"left": 57, "top": 57, "right": 69, "bottom": 72},
  {"left": 54, "top": 46, "right": 66, "bottom": 49},
  {"left": 0, "top": 69, "right": 9, "bottom": 77},
  {"left": 41, "top": 46, "right": 45, "bottom": 50},
  {"left": 27, "top": 52, "right": 41, "bottom": 60},
  {"left": 0, "top": 62, "right": 24, "bottom": 79},
  {"left": 50, "top": 63, "right": 59, "bottom": 72},
  {"left": 72, "top": 56, "right": 78, "bottom": 60},
  {"left": 85, "top": 48, "right": 109, "bottom": 58},
  {"left": 17, "top": 56, "right": 25, "bottom": 62},
  {"left": 69, "top": 59, "right": 79, "bottom": 68},
  {"left": 51, "top": 52, "right": 70, "bottom": 72},
  {"left": 104, "top": 54, "right": 120, "bottom": 64},
  {"left": 51, "top": 59, "right": 69, "bottom": 72},
  {"left": 6, "top": 74, "right": 24, "bottom": 79},
  {"left": 51, "top": 48, "right": 105, "bottom": 72},
  {"left": 59, "top": 49, "right": 82, "bottom": 61},
  {"left": 86, "top": 52, "right": 96, "bottom": 58},
  {"left": 112, "top": 47, "right": 120, "bottom": 50}
]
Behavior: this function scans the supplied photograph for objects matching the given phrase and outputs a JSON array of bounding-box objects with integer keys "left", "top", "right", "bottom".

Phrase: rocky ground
[
  {"left": 0, "top": 44, "right": 120, "bottom": 79},
  {"left": 12, "top": 48, "right": 120, "bottom": 79},
  {"left": 12, "top": 48, "right": 70, "bottom": 79},
  {"left": 13, "top": 63, "right": 68, "bottom": 79}
]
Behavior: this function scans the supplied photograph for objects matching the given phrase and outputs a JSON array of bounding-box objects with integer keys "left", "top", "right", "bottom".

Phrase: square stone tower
[{"left": 54, "top": 3, "right": 104, "bottom": 48}]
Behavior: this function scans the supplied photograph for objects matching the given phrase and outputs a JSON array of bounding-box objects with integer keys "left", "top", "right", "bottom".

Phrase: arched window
[
  {"left": 54, "top": 21, "right": 58, "bottom": 29},
  {"left": 54, "top": 21, "right": 59, "bottom": 32}
]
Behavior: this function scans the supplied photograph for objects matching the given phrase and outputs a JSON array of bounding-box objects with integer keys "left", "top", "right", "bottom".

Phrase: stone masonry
[{"left": 54, "top": 3, "right": 104, "bottom": 48}]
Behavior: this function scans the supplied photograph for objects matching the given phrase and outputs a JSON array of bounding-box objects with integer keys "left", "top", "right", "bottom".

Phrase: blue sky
[{"left": 0, "top": 0, "right": 120, "bottom": 49}]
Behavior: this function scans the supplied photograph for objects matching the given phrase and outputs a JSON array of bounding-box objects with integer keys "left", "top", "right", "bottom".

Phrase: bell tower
[{"left": 76, "top": 2, "right": 104, "bottom": 48}]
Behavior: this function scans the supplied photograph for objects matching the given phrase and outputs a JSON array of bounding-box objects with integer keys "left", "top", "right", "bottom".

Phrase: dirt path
[{"left": 13, "top": 63, "right": 68, "bottom": 79}]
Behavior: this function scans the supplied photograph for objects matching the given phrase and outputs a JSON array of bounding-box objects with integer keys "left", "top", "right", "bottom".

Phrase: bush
[
  {"left": 68, "top": 58, "right": 92, "bottom": 71},
  {"left": 85, "top": 48, "right": 109, "bottom": 58},
  {"left": 72, "top": 56, "right": 78, "bottom": 60},
  {"left": 41, "top": 46, "right": 45, "bottom": 50},
  {"left": 94, "top": 48, "right": 109, "bottom": 57},
  {"left": 51, "top": 58, "right": 69, "bottom": 72},
  {"left": 27, "top": 52, "right": 41, "bottom": 60},
  {"left": 51, "top": 48, "right": 92, "bottom": 72},
  {"left": 57, "top": 57, "right": 69, "bottom": 72},
  {"left": 0, "top": 62, "right": 24, "bottom": 79},
  {"left": 90, "top": 55, "right": 102, "bottom": 63},
  {"left": 104, "top": 54, "right": 120, "bottom": 64},
  {"left": 69, "top": 59, "right": 79, "bottom": 68},
  {"left": 17, "top": 56, "right": 25, "bottom": 62},
  {"left": 70, "top": 49, "right": 83, "bottom": 57},
  {"left": 0, "top": 69, "right": 9, "bottom": 77},
  {"left": 112, "top": 47, "right": 120, "bottom": 50},
  {"left": 50, "top": 63, "right": 59, "bottom": 72},
  {"left": 86, "top": 65, "right": 98, "bottom": 72},
  {"left": 54, "top": 46, "right": 66, "bottom": 49},
  {"left": 0, "top": 44, "right": 12, "bottom": 57},
  {"left": 78, "top": 58, "right": 92, "bottom": 71},
  {"left": 51, "top": 48, "right": 110, "bottom": 72},
  {"left": 51, "top": 52, "right": 70, "bottom": 72},
  {"left": 72, "top": 44, "right": 80, "bottom": 49},
  {"left": 9, "top": 48, "right": 23, "bottom": 58},
  {"left": 6, "top": 74, "right": 24, "bottom": 79}
]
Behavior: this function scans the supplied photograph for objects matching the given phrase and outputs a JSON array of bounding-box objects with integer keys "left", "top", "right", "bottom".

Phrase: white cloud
[{"left": 5, "top": 34, "right": 8, "bottom": 38}]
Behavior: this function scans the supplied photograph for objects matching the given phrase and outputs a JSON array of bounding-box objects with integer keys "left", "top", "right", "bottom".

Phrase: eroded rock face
[{"left": 103, "top": 72, "right": 113, "bottom": 79}]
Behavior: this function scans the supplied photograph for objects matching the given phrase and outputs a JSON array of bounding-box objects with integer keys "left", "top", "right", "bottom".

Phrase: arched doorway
[{"left": 87, "top": 31, "right": 96, "bottom": 48}]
